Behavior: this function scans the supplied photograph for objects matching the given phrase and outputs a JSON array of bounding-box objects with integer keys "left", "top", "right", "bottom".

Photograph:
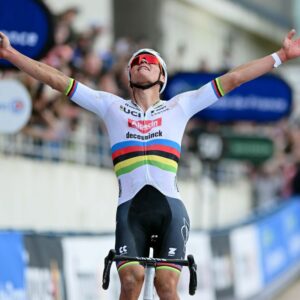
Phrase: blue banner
[
  {"left": 0, "top": 0, "right": 54, "bottom": 68},
  {"left": 257, "top": 200, "right": 300, "bottom": 284},
  {"left": 280, "top": 200, "right": 300, "bottom": 262},
  {"left": 164, "top": 72, "right": 292, "bottom": 122},
  {"left": 0, "top": 232, "right": 26, "bottom": 299}
]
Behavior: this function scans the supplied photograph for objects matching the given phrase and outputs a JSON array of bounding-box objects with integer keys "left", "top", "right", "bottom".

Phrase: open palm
[{"left": 282, "top": 29, "right": 300, "bottom": 60}]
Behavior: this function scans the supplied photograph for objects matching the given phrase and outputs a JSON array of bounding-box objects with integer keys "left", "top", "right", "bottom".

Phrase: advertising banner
[
  {"left": 280, "top": 200, "right": 300, "bottom": 262},
  {"left": 0, "top": 232, "right": 26, "bottom": 300},
  {"left": 24, "top": 234, "right": 66, "bottom": 300},
  {"left": 230, "top": 225, "right": 263, "bottom": 299},
  {"left": 222, "top": 134, "right": 274, "bottom": 163},
  {"left": 178, "top": 231, "right": 215, "bottom": 300},
  {"left": 63, "top": 235, "right": 118, "bottom": 300},
  {"left": 164, "top": 73, "right": 292, "bottom": 122},
  {"left": 194, "top": 131, "right": 274, "bottom": 164},
  {"left": 0, "top": 80, "right": 32, "bottom": 134},
  {"left": 257, "top": 207, "right": 290, "bottom": 284},
  {"left": 210, "top": 232, "right": 234, "bottom": 299},
  {"left": 257, "top": 201, "right": 300, "bottom": 285},
  {"left": 0, "top": 0, "right": 54, "bottom": 69}
]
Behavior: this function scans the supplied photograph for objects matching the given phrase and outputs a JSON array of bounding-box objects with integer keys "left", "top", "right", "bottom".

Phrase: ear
[{"left": 128, "top": 69, "right": 132, "bottom": 88}]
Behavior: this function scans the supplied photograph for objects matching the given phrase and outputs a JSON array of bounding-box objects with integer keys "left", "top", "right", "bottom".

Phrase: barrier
[{"left": 1, "top": 197, "right": 299, "bottom": 300}]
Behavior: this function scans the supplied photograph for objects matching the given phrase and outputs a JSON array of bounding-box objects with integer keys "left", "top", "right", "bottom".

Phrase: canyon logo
[{"left": 128, "top": 118, "right": 162, "bottom": 133}]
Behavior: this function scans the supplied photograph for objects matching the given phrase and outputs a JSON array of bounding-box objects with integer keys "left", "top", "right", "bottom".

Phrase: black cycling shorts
[{"left": 115, "top": 185, "right": 190, "bottom": 273}]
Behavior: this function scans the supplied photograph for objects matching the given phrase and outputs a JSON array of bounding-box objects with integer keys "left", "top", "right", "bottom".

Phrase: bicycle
[{"left": 102, "top": 240, "right": 197, "bottom": 299}]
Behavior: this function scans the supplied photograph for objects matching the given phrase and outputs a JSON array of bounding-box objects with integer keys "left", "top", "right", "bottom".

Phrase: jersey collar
[{"left": 130, "top": 99, "right": 162, "bottom": 110}]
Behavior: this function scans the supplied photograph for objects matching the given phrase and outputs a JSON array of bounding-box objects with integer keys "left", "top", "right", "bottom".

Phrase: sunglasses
[{"left": 130, "top": 54, "right": 161, "bottom": 68}]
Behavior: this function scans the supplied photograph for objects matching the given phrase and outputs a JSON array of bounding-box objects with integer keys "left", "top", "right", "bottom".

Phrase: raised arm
[
  {"left": 0, "top": 32, "right": 70, "bottom": 94},
  {"left": 219, "top": 29, "right": 300, "bottom": 94}
]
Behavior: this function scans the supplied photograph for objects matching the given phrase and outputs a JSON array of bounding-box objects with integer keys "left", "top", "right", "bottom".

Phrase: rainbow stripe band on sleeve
[
  {"left": 64, "top": 78, "right": 78, "bottom": 97},
  {"left": 211, "top": 77, "right": 225, "bottom": 98}
]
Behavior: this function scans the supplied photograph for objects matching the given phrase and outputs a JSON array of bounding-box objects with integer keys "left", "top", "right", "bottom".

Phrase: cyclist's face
[{"left": 130, "top": 55, "right": 164, "bottom": 84}]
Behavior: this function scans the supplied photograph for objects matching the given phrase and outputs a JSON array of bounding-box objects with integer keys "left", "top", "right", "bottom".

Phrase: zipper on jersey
[
  {"left": 143, "top": 110, "right": 151, "bottom": 183},
  {"left": 133, "top": 101, "right": 156, "bottom": 184}
]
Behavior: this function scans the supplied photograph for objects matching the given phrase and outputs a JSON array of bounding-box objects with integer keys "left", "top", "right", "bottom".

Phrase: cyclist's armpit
[{"left": 66, "top": 80, "right": 120, "bottom": 118}]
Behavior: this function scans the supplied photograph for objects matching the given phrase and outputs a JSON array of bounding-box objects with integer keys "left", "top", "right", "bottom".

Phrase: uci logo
[{"left": 120, "top": 105, "right": 142, "bottom": 117}]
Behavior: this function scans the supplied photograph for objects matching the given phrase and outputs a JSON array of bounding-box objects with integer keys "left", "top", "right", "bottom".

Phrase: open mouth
[{"left": 138, "top": 65, "right": 150, "bottom": 71}]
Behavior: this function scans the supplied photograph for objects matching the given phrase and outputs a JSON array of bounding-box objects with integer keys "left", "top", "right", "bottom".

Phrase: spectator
[
  {"left": 292, "top": 162, "right": 300, "bottom": 196},
  {"left": 252, "top": 163, "right": 283, "bottom": 213}
]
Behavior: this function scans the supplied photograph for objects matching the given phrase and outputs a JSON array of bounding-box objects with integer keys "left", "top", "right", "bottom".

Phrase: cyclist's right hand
[{"left": 0, "top": 32, "right": 12, "bottom": 59}]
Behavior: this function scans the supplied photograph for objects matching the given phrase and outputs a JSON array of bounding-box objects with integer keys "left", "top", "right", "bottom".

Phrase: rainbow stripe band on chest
[{"left": 111, "top": 139, "right": 181, "bottom": 176}]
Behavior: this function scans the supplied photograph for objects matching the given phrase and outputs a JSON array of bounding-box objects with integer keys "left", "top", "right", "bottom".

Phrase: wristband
[{"left": 271, "top": 53, "right": 282, "bottom": 68}]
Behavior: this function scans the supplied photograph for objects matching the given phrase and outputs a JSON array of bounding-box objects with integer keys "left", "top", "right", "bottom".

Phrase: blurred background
[{"left": 0, "top": 0, "right": 300, "bottom": 299}]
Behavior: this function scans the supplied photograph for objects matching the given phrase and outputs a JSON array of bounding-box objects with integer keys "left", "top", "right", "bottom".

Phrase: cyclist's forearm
[
  {"left": 5, "top": 47, "right": 70, "bottom": 93},
  {"left": 219, "top": 53, "right": 277, "bottom": 94}
]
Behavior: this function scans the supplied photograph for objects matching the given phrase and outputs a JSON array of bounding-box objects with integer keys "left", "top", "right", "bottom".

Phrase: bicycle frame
[{"left": 102, "top": 249, "right": 197, "bottom": 299}]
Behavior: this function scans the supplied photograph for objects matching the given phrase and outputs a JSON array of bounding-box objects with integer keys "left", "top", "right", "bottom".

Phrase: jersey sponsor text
[
  {"left": 126, "top": 130, "right": 162, "bottom": 140},
  {"left": 128, "top": 118, "right": 162, "bottom": 133}
]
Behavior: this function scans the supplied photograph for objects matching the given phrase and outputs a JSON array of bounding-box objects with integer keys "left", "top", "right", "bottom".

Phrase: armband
[
  {"left": 64, "top": 78, "right": 76, "bottom": 96},
  {"left": 212, "top": 77, "right": 225, "bottom": 98},
  {"left": 271, "top": 53, "right": 282, "bottom": 68}
]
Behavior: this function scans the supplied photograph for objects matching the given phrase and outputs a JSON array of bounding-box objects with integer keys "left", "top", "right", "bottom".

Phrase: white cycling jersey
[{"left": 67, "top": 79, "right": 224, "bottom": 205}]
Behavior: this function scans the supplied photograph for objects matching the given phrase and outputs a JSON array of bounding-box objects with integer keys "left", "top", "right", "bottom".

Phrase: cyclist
[{"left": 1, "top": 30, "right": 300, "bottom": 300}]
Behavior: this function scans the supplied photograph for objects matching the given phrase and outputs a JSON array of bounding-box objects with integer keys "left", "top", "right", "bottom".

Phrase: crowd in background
[{"left": 1, "top": 6, "right": 300, "bottom": 215}]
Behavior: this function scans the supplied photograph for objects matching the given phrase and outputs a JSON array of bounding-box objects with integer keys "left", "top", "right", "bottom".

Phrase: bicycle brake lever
[
  {"left": 102, "top": 249, "right": 116, "bottom": 290},
  {"left": 187, "top": 255, "right": 197, "bottom": 295}
]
